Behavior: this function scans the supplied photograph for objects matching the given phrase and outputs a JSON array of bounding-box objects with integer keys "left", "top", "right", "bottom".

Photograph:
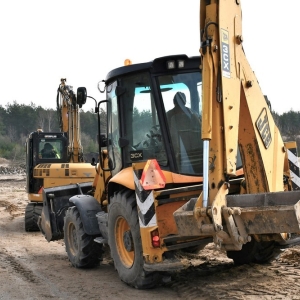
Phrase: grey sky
[{"left": 0, "top": 0, "right": 298, "bottom": 114}]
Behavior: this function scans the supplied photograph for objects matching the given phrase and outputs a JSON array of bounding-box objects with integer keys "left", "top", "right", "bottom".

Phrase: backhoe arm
[
  {"left": 174, "top": 0, "right": 300, "bottom": 252},
  {"left": 200, "top": 0, "right": 285, "bottom": 203}
]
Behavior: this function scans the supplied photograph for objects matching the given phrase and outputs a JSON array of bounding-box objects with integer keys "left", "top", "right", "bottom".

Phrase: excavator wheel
[
  {"left": 108, "top": 189, "right": 160, "bottom": 289},
  {"left": 25, "top": 203, "right": 42, "bottom": 232},
  {"left": 227, "top": 238, "right": 276, "bottom": 265},
  {"left": 64, "top": 206, "right": 102, "bottom": 268}
]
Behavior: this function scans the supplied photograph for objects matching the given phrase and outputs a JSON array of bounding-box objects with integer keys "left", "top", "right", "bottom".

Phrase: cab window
[{"left": 39, "top": 140, "right": 62, "bottom": 159}]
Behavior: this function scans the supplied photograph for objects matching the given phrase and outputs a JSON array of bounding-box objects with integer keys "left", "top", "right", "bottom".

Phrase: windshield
[{"left": 39, "top": 139, "right": 63, "bottom": 159}]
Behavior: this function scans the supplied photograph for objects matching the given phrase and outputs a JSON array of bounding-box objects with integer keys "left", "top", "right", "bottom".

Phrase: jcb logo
[
  {"left": 221, "top": 29, "right": 230, "bottom": 79},
  {"left": 256, "top": 108, "right": 272, "bottom": 149},
  {"left": 222, "top": 31, "right": 228, "bottom": 42},
  {"left": 130, "top": 150, "right": 143, "bottom": 161}
]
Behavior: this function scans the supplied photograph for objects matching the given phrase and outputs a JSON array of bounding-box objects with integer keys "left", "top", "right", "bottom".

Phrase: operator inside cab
[
  {"left": 40, "top": 142, "right": 60, "bottom": 159},
  {"left": 166, "top": 92, "right": 202, "bottom": 174}
]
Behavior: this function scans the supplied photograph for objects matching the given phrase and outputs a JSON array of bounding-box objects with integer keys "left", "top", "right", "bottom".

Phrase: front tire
[
  {"left": 227, "top": 238, "right": 275, "bottom": 265},
  {"left": 25, "top": 203, "right": 43, "bottom": 232},
  {"left": 64, "top": 206, "right": 102, "bottom": 268},
  {"left": 108, "top": 189, "right": 159, "bottom": 289}
]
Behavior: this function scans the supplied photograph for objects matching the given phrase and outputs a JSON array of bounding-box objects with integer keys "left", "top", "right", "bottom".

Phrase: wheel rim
[
  {"left": 115, "top": 216, "right": 134, "bottom": 268},
  {"left": 67, "top": 222, "right": 78, "bottom": 256}
]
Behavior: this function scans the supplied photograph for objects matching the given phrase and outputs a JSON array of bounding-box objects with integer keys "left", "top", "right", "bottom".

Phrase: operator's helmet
[
  {"left": 173, "top": 92, "right": 186, "bottom": 107},
  {"left": 44, "top": 143, "right": 53, "bottom": 150}
]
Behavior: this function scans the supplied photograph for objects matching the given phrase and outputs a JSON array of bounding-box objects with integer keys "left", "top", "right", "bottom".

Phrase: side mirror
[
  {"left": 77, "top": 87, "right": 87, "bottom": 108},
  {"left": 91, "top": 157, "right": 97, "bottom": 166},
  {"left": 98, "top": 134, "right": 107, "bottom": 147}
]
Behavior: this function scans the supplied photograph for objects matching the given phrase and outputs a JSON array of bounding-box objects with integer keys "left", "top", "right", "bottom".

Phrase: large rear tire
[
  {"left": 108, "top": 189, "right": 159, "bottom": 289},
  {"left": 25, "top": 203, "right": 43, "bottom": 232},
  {"left": 227, "top": 238, "right": 275, "bottom": 265},
  {"left": 64, "top": 206, "right": 102, "bottom": 268}
]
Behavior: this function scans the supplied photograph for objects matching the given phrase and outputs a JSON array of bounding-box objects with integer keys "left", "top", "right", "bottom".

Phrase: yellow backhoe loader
[{"left": 39, "top": 0, "right": 300, "bottom": 289}]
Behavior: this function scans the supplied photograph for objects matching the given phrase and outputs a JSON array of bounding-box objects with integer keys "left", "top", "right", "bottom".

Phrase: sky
[{"left": 0, "top": 0, "right": 298, "bottom": 115}]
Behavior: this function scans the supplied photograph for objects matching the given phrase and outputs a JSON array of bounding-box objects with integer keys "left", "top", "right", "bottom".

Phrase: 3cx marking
[
  {"left": 256, "top": 108, "right": 272, "bottom": 149},
  {"left": 221, "top": 29, "right": 230, "bottom": 79},
  {"left": 130, "top": 150, "right": 143, "bottom": 161}
]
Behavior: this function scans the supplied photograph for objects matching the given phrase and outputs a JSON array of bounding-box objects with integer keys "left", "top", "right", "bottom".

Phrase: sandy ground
[{"left": 2, "top": 170, "right": 300, "bottom": 299}]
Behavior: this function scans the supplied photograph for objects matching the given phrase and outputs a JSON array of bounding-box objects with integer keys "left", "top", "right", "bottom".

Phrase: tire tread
[
  {"left": 108, "top": 189, "right": 159, "bottom": 289},
  {"left": 64, "top": 206, "right": 102, "bottom": 268}
]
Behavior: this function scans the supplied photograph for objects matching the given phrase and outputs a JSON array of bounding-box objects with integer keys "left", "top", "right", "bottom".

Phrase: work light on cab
[
  {"left": 124, "top": 59, "right": 132, "bottom": 66},
  {"left": 178, "top": 60, "right": 185, "bottom": 68},
  {"left": 166, "top": 60, "right": 175, "bottom": 69},
  {"left": 166, "top": 59, "right": 185, "bottom": 69}
]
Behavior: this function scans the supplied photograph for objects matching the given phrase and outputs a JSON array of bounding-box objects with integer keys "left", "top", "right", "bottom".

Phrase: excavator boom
[{"left": 57, "top": 78, "right": 84, "bottom": 163}]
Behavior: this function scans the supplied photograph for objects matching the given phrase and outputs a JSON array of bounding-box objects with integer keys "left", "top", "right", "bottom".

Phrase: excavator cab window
[{"left": 39, "top": 140, "right": 62, "bottom": 159}]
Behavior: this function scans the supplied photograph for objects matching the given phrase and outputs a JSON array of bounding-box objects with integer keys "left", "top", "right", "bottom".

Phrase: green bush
[
  {"left": 0, "top": 136, "right": 15, "bottom": 159},
  {"left": 80, "top": 132, "right": 98, "bottom": 153}
]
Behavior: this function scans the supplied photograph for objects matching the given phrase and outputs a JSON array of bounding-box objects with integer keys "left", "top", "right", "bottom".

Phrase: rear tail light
[{"left": 151, "top": 229, "right": 160, "bottom": 248}]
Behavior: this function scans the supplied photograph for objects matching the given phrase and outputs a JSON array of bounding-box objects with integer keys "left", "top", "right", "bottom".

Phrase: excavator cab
[
  {"left": 25, "top": 130, "right": 68, "bottom": 231},
  {"left": 25, "top": 131, "right": 68, "bottom": 196},
  {"left": 101, "top": 55, "right": 241, "bottom": 180},
  {"left": 103, "top": 55, "right": 209, "bottom": 178}
]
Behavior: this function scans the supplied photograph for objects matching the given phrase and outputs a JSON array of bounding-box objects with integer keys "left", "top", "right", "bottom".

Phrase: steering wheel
[{"left": 134, "top": 125, "right": 162, "bottom": 150}]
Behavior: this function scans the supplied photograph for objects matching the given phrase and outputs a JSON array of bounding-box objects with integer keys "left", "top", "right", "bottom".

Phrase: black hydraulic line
[{"left": 204, "top": 21, "right": 218, "bottom": 41}]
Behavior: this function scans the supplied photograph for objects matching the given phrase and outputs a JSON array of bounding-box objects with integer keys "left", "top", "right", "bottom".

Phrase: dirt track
[{"left": 1, "top": 175, "right": 300, "bottom": 300}]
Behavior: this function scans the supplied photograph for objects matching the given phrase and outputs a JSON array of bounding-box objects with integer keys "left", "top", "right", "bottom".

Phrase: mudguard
[{"left": 69, "top": 195, "right": 102, "bottom": 235}]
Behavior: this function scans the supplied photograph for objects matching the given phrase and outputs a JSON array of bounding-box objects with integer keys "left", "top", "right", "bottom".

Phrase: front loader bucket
[{"left": 227, "top": 190, "right": 300, "bottom": 234}]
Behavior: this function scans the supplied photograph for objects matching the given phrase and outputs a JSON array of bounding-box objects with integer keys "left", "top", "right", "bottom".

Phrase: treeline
[
  {"left": 273, "top": 110, "right": 300, "bottom": 143},
  {"left": 0, "top": 101, "right": 300, "bottom": 161},
  {"left": 272, "top": 110, "right": 300, "bottom": 157},
  {"left": 0, "top": 101, "right": 101, "bottom": 160}
]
